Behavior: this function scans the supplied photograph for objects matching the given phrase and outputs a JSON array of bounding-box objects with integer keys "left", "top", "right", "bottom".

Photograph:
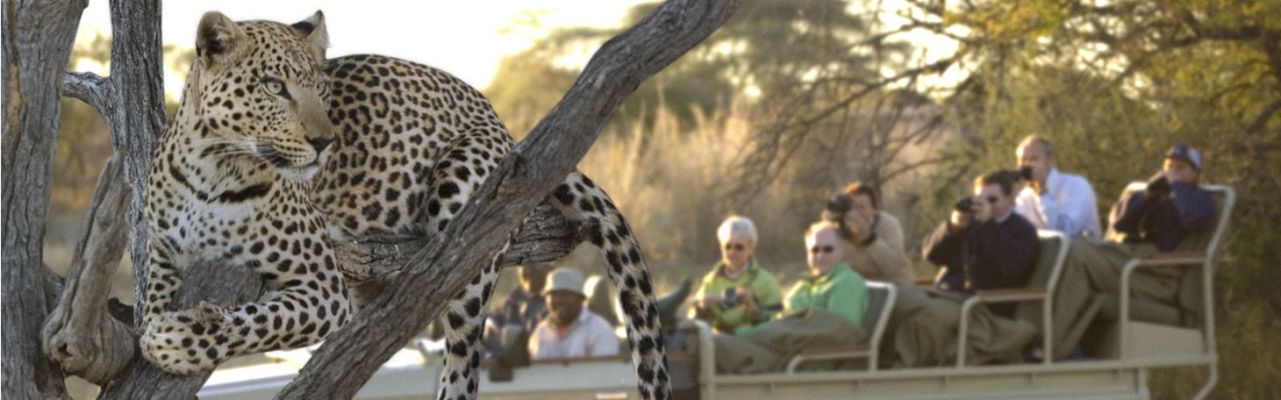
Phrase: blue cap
[{"left": 1165, "top": 143, "right": 1201, "bottom": 171}]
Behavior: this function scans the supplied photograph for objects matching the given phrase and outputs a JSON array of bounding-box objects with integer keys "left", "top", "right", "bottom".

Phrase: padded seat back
[
  {"left": 863, "top": 283, "right": 892, "bottom": 334},
  {"left": 1015, "top": 232, "right": 1069, "bottom": 322}
]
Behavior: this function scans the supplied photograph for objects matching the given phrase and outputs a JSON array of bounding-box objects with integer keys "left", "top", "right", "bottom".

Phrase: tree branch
[
  {"left": 61, "top": 70, "right": 111, "bottom": 111},
  {"left": 337, "top": 203, "right": 590, "bottom": 307},
  {"left": 275, "top": 0, "right": 738, "bottom": 398},
  {"left": 98, "top": 259, "right": 265, "bottom": 400},
  {"left": 40, "top": 156, "right": 136, "bottom": 385}
]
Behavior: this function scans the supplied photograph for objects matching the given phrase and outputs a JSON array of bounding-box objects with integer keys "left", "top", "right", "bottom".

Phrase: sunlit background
[{"left": 49, "top": 1, "right": 1280, "bottom": 398}]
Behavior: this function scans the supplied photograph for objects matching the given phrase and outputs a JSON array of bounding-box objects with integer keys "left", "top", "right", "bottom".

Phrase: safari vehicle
[{"left": 199, "top": 184, "right": 1233, "bottom": 400}]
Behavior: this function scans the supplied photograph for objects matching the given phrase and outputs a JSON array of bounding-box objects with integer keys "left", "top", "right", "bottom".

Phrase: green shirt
[
  {"left": 691, "top": 259, "right": 782, "bottom": 335},
  {"left": 785, "top": 262, "right": 869, "bottom": 327}
]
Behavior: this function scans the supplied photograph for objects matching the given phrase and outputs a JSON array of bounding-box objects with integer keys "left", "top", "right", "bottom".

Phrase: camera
[
  {"left": 825, "top": 194, "right": 852, "bottom": 216},
  {"left": 718, "top": 287, "right": 740, "bottom": 309},
  {"left": 1018, "top": 165, "right": 1034, "bottom": 181},
  {"left": 1147, "top": 174, "right": 1172, "bottom": 196},
  {"left": 953, "top": 196, "right": 974, "bottom": 213}
]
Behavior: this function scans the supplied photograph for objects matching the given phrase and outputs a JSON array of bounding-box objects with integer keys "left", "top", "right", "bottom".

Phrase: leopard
[
  {"left": 314, "top": 55, "right": 672, "bottom": 400},
  {"left": 140, "top": 10, "right": 670, "bottom": 399},
  {"left": 139, "top": 11, "right": 350, "bottom": 374}
]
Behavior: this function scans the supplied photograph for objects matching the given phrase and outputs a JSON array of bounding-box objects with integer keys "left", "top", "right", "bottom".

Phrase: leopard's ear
[
  {"left": 291, "top": 10, "right": 328, "bottom": 59},
  {"left": 196, "top": 12, "right": 247, "bottom": 68}
]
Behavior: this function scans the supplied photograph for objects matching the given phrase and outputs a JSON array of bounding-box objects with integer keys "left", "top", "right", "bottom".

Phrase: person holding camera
[
  {"left": 1014, "top": 135, "right": 1103, "bottom": 238},
  {"left": 923, "top": 170, "right": 1040, "bottom": 316},
  {"left": 1109, "top": 143, "right": 1215, "bottom": 251},
  {"left": 822, "top": 182, "right": 914, "bottom": 285},
  {"left": 710, "top": 221, "right": 869, "bottom": 373},
  {"left": 1045, "top": 143, "right": 1216, "bottom": 360},
  {"left": 691, "top": 216, "right": 784, "bottom": 335}
]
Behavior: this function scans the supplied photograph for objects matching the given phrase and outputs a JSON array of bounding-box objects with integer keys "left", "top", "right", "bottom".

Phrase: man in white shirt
[
  {"left": 1014, "top": 135, "right": 1102, "bottom": 238},
  {"left": 529, "top": 268, "right": 620, "bottom": 360}
]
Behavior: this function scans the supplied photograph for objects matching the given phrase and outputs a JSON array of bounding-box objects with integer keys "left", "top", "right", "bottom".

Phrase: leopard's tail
[{"left": 550, "top": 171, "right": 672, "bottom": 400}]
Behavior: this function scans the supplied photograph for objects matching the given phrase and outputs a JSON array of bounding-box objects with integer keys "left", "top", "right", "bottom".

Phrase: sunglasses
[
  {"left": 809, "top": 245, "right": 835, "bottom": 254},
  {"left": 724, "top": 243, "right": 747, "bottom": 251}
]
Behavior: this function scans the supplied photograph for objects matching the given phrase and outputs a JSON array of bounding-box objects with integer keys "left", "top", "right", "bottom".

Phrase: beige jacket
[{"left": 846, "top": 212, "right": 914, "bottom": 285}]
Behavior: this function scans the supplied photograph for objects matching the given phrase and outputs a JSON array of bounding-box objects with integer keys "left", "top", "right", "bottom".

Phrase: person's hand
[
  {"left": 844, "top": 212, "right": 872, "bottom": 241},
  {"left": 950, "top": 210, "right": 972, "bottom": 229},
  {"left": 697, "top": 294, "right": 722, "bottom": 310},
  {"left": 734, "top": 287, "right": 760, "bottom": 316},
  {"left": 1146, "top": 170, "right": 1173, "bottom": 199}
]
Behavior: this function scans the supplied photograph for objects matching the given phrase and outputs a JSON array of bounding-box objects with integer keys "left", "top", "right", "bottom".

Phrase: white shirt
[
  {"left": 529, "top": 310, "right": 619, "bottom": 360},
  {"left": 1015, "top": 167, "right": 1102, "bottom": 238}
]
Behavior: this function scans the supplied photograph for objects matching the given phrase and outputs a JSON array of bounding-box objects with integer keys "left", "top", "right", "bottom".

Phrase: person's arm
[
  {"left": 1170, "top": 181, "right": 1215, "bottom": 231},
  {"left": 784, "top": 281, "right": 807, "bottom": 315},
  {"left": 968, "top": 218, "right": 1039, "bottom": 289},
  {"left": 923, "top": 220, "right": 966, "bottom": 267},
  {"left": 826, "top": 275, "right": 870, "bottom": 326},
  {"left": 751, "top": 270, "right": 784, "bottom": 322},
  {"left": 1110, "top": 190, "right": 1150, "bottom": 236},
  {"left": 690, "top": 273, "right": 720, "bottom": 321},
  {"left": 860, "top": 214, "right": 911, "bottom": 281},
  {"left": 1064, "top": 177, "right": 1103, "bottom": 238},
  {"left": 1015, "top": 190, "right": 1046, "bottom": 229}
]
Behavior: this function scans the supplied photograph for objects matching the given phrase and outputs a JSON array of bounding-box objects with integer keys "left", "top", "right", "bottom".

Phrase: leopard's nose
[{"left": 307, "top": 136, "right": 333, "bottom": 152}]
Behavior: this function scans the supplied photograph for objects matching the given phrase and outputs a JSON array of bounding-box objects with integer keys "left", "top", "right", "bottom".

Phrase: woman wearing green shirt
[
  {"left": 691, "top": 216, "right": 783, "bottom": 335},
  {"left": 786, "top": 221, "right": 869, "bottom": 326}
]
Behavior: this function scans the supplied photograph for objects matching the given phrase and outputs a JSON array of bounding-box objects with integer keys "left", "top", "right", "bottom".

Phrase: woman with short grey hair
[
  {"left": 691, "top": 215, "right": 782, "bottom": 335},
  {"left": 716, "top": 216, "right": 758, "bottom": 248}
]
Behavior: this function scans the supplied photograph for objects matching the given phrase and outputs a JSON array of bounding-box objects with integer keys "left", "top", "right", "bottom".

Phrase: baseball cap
[
  {"left": 1165, "top": 143, "right": 1202, "bottom": 171},
  {"left": 543, "top": 268, "right": 586, "bottom": 297}
]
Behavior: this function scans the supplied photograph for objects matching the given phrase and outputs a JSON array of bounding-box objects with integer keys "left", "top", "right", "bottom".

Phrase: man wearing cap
[
  {"left": 1014, "top": 135, "right": 1103, "bottom": 238},
  {"left": 1047, "top": 143, "right": 1216, "bottom": 360},
  {"left": 528, "top": 268, "right": 620, "bottom": 360},
  {"left": 1109, "top": 143, "right": 1215, "bottom": 251}
]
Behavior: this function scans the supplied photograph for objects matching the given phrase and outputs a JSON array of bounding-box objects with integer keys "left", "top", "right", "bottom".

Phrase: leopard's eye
[{"left": 260, "top": 77, "right": 291, "bottom": 99}]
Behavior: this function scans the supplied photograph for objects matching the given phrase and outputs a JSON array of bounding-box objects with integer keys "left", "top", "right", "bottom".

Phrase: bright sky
[{"left": 76, "top": 1, "right": 647, "bottom": 96}]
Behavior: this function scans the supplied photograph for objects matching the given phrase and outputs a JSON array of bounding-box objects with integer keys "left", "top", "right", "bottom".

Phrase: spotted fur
[
  {"left": 140, "top": 11, "right": 350, "bottom": 374},
  {"left": 315, "top": 55, "right": 671, "bottom": 399}
]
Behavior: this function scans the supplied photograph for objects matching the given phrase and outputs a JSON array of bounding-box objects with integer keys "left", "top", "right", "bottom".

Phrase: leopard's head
[{"left": 185, "top": 11, "right": 335, "bottom": 181}]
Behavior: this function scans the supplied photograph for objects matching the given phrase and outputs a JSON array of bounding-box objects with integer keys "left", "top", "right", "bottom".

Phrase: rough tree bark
[
  {"left": 32, "top": 0, "right": 169, "bottom": 391},
  {"left": 276, "top": 0, "right": 738, "bottom": 398},
  {"left": 3, "top": 0, "right": 88, "bottom": 398}
]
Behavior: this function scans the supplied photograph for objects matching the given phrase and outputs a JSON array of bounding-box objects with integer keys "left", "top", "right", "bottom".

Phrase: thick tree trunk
[
  {"left": 2, "top": 0, "right": 89, "bottom": 398},
  {"left": 34, "top": 0, "right": 176, "bottom": 394},
  {"left": 276, "top": 0, "right": 738, "bottom": 398}
]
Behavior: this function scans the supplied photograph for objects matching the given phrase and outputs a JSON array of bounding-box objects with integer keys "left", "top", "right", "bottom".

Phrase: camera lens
[{"left": 1019, "top": 165, "right": 1034, "bottom": 180}]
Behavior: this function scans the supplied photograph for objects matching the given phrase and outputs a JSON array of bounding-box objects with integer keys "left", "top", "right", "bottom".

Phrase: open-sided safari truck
[{"left": 198, "top": 184, "right": 1233, "bottom": 400}]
